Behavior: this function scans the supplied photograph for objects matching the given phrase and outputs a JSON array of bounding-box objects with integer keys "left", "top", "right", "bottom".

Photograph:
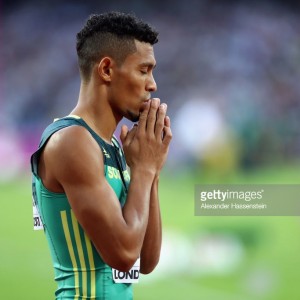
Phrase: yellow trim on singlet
[
  {"left": 71, "top": 211, "right": 88, "bottom": 298},
  {"left": 68, "top": 114, "right": 81, "bottom": 119},
  {"left": 60, "top": 210, "right": 80, "bottom": 300},
  {"left": 61, "top": 210, "right": 96, "bottom": 299},
  {"left": 53, "top": 115, "right": 81, "bottom": 122},
  {"left": 84, "top": 232, "right": 96, "bottom": 298}
]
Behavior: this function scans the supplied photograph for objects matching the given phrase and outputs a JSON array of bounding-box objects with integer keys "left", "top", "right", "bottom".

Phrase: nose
[{"left": 146, "top": 73, "right": 157, "bottom": 92}]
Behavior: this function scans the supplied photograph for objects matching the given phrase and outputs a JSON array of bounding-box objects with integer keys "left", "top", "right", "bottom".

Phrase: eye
[{"left": 140, "top": 70, "right": 147, "bottom": 75}]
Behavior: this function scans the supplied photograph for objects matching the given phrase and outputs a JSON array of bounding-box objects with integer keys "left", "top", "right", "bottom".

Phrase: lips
[{"left": 139, "top": 100, "right": 149, "bottom": 112}]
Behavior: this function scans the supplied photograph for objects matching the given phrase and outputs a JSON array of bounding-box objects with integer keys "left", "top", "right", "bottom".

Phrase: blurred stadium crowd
[{"left": 1, "top": 0, "right": 300, "bottom": 180}]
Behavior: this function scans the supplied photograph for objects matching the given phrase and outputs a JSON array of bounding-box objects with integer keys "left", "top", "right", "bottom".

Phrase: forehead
[{"left": 123, "top": 40, "right": 156, "bottom": 67}]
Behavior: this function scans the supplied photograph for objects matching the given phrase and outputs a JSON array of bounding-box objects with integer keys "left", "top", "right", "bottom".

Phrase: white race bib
[
  {"left": 33, "top": 196, "right": 44, "bottom": 230},
  {"left": 112, "top": 258, "right": 140, "bottom": 283}
]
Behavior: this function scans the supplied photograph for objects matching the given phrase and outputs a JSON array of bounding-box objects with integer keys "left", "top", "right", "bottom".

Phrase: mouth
[{"left": 139, "top": 100, "right": 150, "bottom": 113}]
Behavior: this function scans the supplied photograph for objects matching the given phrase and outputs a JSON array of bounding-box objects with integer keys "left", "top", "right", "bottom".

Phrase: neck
[{"left": 70, "top": 81, "right": 120, "bottom": 143}]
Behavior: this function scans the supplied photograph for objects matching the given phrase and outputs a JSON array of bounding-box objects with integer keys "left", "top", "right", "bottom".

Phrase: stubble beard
[
  {"left": 126, "top": 99, "right": 148, "bottom": 123},
  {"left": 126, "top": 110, "right": 140, "bottom": 123}
]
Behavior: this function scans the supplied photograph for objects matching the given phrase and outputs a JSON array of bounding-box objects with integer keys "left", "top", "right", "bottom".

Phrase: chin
[{"left": 126, "top": 111, "right": 140, "bottom": 123}]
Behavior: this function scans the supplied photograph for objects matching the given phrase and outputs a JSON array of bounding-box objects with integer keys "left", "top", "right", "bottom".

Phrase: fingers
[
  {"left": 137, "top": 100, "right": 151, "bottom": 133},
  {"left": 138, "top": 98, "right": 169, "bottom": 142},
  {"left": 145, "top": 98, "right": 160, "bottom": 134},
  {"left": 164, "top": 115, "right": 171, "bottom": 128},
  {"left": 162, "top": 116, "right": 172, "bottom": 146},
  {"left": 154, "top": 103, "right": 167, "bottom": 140},
  {"left": 120, "top": 124, "right": 137, "bottom": 146}
]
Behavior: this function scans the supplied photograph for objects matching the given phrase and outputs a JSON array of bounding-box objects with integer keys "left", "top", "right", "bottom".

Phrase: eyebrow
[{"left": 139, "top": 62, "right": 157, "bottom": 69}]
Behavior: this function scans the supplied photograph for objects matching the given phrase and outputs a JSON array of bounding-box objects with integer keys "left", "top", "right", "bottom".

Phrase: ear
[{"left": 97, "top": 57, "right": 114, "bottom": 82}]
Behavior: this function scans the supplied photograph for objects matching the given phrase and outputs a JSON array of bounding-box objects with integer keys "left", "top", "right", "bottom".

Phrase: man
[{"left": 31, "top": 12, "right": 172, "bottom": 299}]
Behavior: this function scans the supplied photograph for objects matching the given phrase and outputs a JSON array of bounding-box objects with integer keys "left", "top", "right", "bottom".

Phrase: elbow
[
  {"left": 140, "top": 266, "right": 155, "bottom": 275},
  {"left": 113, "top": 259, "right": 136, "bottom": 273},
  {"left": 108, "top": 250, "right": 139, "bottom": 273},
  {"left": 140, "top": 256, "right": 160, "bottom": 274},
  {"left": 94, "top": 237, "right": 141, "bottom": 272}
]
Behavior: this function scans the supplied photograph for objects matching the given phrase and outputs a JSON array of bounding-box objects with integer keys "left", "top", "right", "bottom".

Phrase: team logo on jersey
[{"left": 102, "top": 147, "right": 110, "bottom": 158}]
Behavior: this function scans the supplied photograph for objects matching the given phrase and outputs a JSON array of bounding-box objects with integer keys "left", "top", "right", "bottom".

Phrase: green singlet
[{"left": 31, "top": 116, "right": 132, "bottom": 300}]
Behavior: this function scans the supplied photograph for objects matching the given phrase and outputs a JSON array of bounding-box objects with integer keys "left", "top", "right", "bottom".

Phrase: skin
[{"left": 38, "top": 40, "right": 172, "bottom": 273}]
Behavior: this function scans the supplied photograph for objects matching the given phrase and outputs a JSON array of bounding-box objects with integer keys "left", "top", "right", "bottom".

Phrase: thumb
[
  {"left": 125, "top": 124, "right": 138, "bottom": 144},
  {"left": 120, "top": 125, "right": 129, "bottom": 144}
]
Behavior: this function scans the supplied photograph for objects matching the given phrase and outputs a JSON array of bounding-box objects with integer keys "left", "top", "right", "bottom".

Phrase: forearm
[
  {"left": 121, "top": 169, "right": 155, "bottom": 253},
  {"left": 140, "top": 175, "right": 162, "bottom": 274}
]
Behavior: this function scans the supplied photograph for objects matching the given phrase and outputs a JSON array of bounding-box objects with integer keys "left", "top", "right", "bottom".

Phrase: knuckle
[
  {"left": 140, "top": 109, "right": 149, "bottom": 118},
  {"left": 147, "top": 114, "right": 156, "bottom": 121},
  {"left": 146, "top": 133, "right": 155, "bottom": 142},
  {"left": 163, "top": 131, "right": 172, "bottom": 142},
  {"left": 157, "top": 117, "right": 164, "bottom": 125},
  {"left": 157, "top": 110, "right": 165, "bottom": 119},
  {"left": 150, "top": 106, "right": 157, "bottom": 113},
  {"left": 136, "top": 130, "right": 144, "bottom": 139},
  {"left": 139, "top": 113, "right": 147, "bottom": 121}
]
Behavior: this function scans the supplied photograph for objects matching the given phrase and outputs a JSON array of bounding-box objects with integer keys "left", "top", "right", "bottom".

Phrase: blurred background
[{"left": 1, "top": 0, "right": 300, "bottom": 299}]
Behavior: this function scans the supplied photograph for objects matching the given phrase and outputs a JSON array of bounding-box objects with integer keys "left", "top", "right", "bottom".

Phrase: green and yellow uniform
[{"left": 31, "top": 116, "right": 133, "bottom": 300}]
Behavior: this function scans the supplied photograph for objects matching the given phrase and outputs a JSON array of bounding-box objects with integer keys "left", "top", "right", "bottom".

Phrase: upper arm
[{"left": 43, "top": 126, "right": 137, "bottom": 270}]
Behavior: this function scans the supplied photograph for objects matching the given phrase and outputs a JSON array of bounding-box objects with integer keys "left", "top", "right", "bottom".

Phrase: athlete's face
[{"left": 110, "top": 40, "right": 157, "bottom": 122}]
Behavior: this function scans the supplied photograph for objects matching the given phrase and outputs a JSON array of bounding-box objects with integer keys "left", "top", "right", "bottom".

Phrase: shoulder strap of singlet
[
  {"left": 30, "top": 116, "right": 109, "bottom": 176},
  {"left": 111, "top": 136, "right": 128, "bottom": 193},
  {"left": 111, "top": 135, "right": 127, "bottom": 170}
]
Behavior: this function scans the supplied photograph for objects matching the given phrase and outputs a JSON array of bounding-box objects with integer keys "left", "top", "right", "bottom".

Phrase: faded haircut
[{"left": 76, "top": 12, "right": 158, "bottom": 81}]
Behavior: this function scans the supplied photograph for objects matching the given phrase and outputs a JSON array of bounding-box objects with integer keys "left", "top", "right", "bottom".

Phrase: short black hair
[{"left": 76, "top": 12, "right": 159, "bottom": 81}]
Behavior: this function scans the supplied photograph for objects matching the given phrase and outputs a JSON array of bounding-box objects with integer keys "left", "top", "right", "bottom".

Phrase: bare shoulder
[
  {"left": 46, "top": 125, "right": 99, "bottom": 156},
  {"left": 40, "top": 125, "right": 104, "bottom": 190}
]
